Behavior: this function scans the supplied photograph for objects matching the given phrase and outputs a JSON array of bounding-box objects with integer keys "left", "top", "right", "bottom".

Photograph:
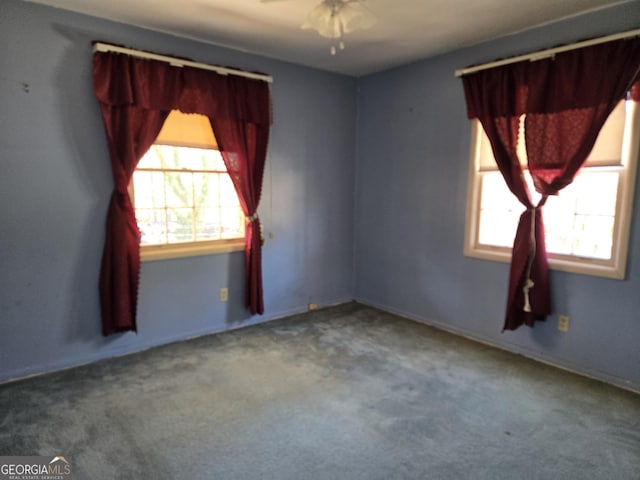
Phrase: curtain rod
[
  {"left": 93, "top": 42, "right": 273, "bottom": 83},
  {"left": 455, "top": 28, "right": 640, "bottom": 77}
]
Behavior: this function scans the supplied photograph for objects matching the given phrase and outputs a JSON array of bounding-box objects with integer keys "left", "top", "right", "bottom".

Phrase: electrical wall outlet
[
  {"left": 308, "top": 303, "right": 318, "bottom": 311},
  {"left": 220, "top": 287, "right": 228, "bottom": 302},
  {"left": 558, "top": 315, "right": 570, "bottom": 332}
]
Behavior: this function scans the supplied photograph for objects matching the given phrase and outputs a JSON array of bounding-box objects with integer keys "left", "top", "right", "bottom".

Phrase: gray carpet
[{"left": 1, "top": 303, "right": 639, "bottom": 479}]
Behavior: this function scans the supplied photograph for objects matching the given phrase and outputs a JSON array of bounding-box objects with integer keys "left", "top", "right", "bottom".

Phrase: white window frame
[
  {"left": 140, "top": 237, "right": 244, "bottom": 262},
  {"left": 131, "top": 146, "right": 245, "bottom": 262},
  {"left": 464, "top": 99, "right": 640, "bottom": 279}
]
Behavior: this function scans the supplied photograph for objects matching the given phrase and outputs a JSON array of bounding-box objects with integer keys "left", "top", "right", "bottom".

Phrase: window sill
[
  {"left": 141, "top": 238, "right": 245, "bottom": 262},
  {"left": 464, "top": 245, "right": 625, "bottom": 280}
]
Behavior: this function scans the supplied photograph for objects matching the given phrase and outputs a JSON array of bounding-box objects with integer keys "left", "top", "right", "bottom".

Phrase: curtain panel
[
  {"left": 462, "top": 37, "right": 640, "bottom": 331},
  {"left": 93, "top": 51, "right": 271, "bottom": 336}
]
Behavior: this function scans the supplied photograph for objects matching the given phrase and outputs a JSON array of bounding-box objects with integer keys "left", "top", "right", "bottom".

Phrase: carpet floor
[{"left": 1, "top": 303, "right": 639, "bottom": 479}]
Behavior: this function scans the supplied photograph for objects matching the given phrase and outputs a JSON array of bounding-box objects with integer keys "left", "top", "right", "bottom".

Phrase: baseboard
[
  {"left": 355, "top": 298, "right": 640, "bottom": 395},
  {"left": 5, "top": 296, "right": 636, "bottom": 395},
  {"left": 0, "top": 297, "right": 352, "bottom": 386}
]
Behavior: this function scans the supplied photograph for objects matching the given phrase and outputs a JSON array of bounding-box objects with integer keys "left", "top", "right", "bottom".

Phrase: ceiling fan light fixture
[
  {"left": 338, "top": 2, "right": 376, "bottom": 34},
  {"left": 301, "top": 0, "right": 376, "bottom": 54},
  {"left": 301, "top": 3, "right": 341, "bottom": 39}
]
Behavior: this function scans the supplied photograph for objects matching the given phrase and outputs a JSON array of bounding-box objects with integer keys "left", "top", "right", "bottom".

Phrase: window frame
[
  {"left": 463, "top": 100, "right": 640, "bottom": 279},
  {"left": 131, "top": 143, "right": 245, "bottom": 263},
  {"left": 139, "top": 237, "right": 244, "bottom": 262}
]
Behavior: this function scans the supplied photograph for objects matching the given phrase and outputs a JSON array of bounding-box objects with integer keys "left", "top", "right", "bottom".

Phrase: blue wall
[
  {"left": 0, "top": 0, "right": 356, "bottom": 382},
  {"left": 2, "top": 0, "right": 639, "bottom": 392},
  {"left": 354, "top": 2, "right": 640, "bottom": 391}
]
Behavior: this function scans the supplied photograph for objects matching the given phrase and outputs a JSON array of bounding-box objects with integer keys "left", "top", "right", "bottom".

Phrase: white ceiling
[{"left": 24, "top": 0, "right": 634, "bottom": 76}]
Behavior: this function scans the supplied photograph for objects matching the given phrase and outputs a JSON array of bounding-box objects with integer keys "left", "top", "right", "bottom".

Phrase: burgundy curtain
[
  {"left": 208, "top": 79, "right": 270, "bottom": 314},
  {"left": 93, "top": 51, "right": 271, "bottom": 336},
  {"left": 462, "top": 37, "right": 640, "bottom": 331}
]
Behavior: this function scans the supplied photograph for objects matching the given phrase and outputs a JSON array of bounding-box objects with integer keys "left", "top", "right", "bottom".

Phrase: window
[
  {"left": 464, "top": 99, "right": 640, "bottom": 279},
  {"left": 131, "top": 111, "right": 245, "bottom": 261}
]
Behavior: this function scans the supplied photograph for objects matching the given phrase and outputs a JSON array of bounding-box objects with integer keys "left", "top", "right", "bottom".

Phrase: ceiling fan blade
[
  {"left": 301, "top": 2, "right": 340, "bottom": 39},
  {"left": 340, "top": 3, "right": 376, "bottom": 34},
  {"left": 301, "top": 0, "right": 377, "bottom": 38}
]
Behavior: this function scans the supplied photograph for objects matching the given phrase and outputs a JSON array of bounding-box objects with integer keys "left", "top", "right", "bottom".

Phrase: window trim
[
  {"left": 464, "top": 100, "right": 640, "bottom": 280},
  {"left": 140, "top": 238, "right": 244, "bottom": 262}
]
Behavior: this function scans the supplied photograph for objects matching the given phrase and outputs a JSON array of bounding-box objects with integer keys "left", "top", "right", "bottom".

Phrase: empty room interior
[{"left": 1, "top": 0, "right": 640, "bottom": 478}]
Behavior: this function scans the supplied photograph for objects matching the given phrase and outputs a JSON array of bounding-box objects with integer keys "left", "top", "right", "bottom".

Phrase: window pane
[
  {"left": 173, "top": 146, "right": 204, "bottom": 170},
  {"left": 543, "top": 208, "right": 575, "bottom": 256},
  {"left": 478, "top": 209, "right": 518, "bottom": 248},
  {"left": 478, "top": 172, "right": 522, "bottom": 247},
  {"left": 195, "top": 207, "right": 220, "bottom": 241},
  {"left": 165, "top": 172, "right": 194, "bottom": 208},
  {"left": 200, "top": 150, "right": 217, "bottom": 170},
  {"left": 220, "top": 207, "right": 244, "bottom": 239},
  {"left": 212, "top": 153, "right": 227, "bottom": 172},
  {"left": 167, "top": 208, "right": 194, "bottom": 243},
  {"left": 137, "top": 209, "right": 167, "bottom": 245},
  {"left": 133, "top": 171, "right": 165, "bottom": 209},
  {"left": 480, "top": 173, "right": 520, "bottom": 210},
  {"left": 193, "top": 173, "right": 218, "bottom": 207},
  {"left": 138, "top": 146, "right": 163, "bottom": 168},
  {"left": 572, "top": 215, "right": 614, "bottom": 259},
  {"left": 478, "top": 169, "right": 619, "bottom": 261},
  {"left": 157, "top": 145, "right": 181, "bottom": 169},
  {"left": 220, "top": 175, "right": 240, "bottom": 207},
  {"left": 544, "top": 170, "right": 618, "bottom": 259},
  {"left": 132, "top": 143, "right": 244, "bottom": 248},
  {"left": 573, "top": 171, "right": 618, "bottom": 216}
]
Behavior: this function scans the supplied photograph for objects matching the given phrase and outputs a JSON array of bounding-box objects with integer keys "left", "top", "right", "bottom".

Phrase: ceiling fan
[{"left": 261, "top": 0, "right": 377, "bottom": 55}]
